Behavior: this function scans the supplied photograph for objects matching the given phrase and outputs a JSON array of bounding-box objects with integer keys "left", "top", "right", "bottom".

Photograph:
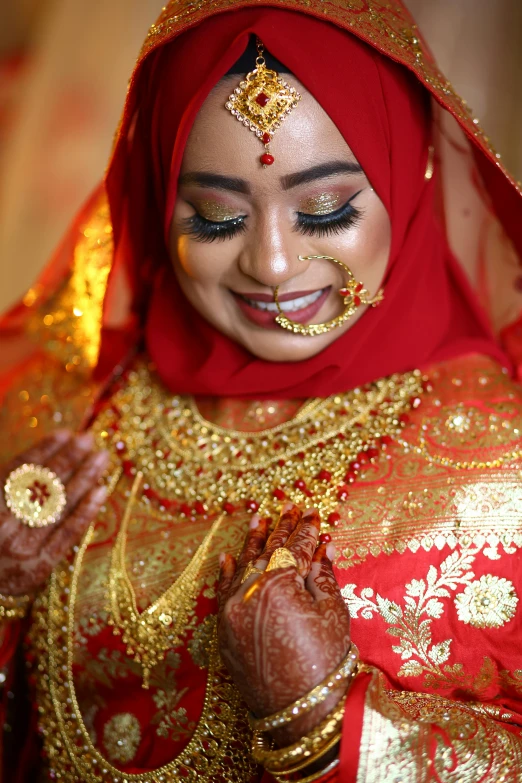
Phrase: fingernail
[
  {"left": 302, "top": 507, "right": 318, "bottom": 517},
  {"left": 219, "top": 552, "right": 226, "bottom": 567},
  {"left": 93, "top": 449, "right": 110, "bottom": 465},
  {"left": 326, "top": 543, "right": 337, "bottom": 561},
  {"left": 92, "top": 485, "right": 107, "bottom": 503},
  {"left": 281, "top": 502, "right": 294, "bottom": 513},
  {"left": 249, "top": 514, "right": 260, "bottom": 530},
  {"left": 53, "top": 429, "right": 71, "bottom": 442},
  {"left": 76, "top": 432, "right": 94, "bottom": 448}
]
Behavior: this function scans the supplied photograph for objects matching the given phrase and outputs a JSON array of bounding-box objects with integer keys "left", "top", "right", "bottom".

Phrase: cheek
[
  {"left": 347, "top": 197, "right": 391, "bottom": 274},
  {"left": 172, "top": 234, "right": 229, "bottom": 287}
]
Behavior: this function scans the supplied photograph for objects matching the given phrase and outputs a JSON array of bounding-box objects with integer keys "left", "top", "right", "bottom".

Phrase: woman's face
[{"left": 169, "top": 76, "right": 391, "bottom": 362}]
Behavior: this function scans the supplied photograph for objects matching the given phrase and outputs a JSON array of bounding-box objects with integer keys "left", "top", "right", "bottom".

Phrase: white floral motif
[
  {"left": 103, "top": 712, "right": 141, "bottom": 764},
  {"left": 342, "top": 549, "right": 478, "bottom": 683},
  {"left": 455, "top": 575, "right": 518, "bottom": 628}
]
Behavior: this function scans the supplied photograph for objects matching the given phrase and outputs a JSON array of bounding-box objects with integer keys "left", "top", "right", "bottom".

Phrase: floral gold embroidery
[
  {"left": 188, "top": 615, "right": 216, "bottom": 669},
  {"left": 455, "top": 575, "right": 518, "bottom": 628},
  {"left": 343, "top": 548, "right": 515, "bottom": 696},
  {"left": 102, "top": 712, "right": 141, "bottom": 764}
]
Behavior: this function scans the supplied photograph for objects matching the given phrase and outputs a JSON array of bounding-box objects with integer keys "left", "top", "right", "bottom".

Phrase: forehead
[{"left": 179, "top": 75, "right": 359, "bottom": 183}]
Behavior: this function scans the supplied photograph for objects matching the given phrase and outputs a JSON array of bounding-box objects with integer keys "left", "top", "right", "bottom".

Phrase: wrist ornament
[
  {"left": 0, "top": 592, "right": 32, "bottom": 621},
  {"left": 249, "top": 643, "right": 359, "bottom": 732},
  {"left": 252, "top": 699, "right": 345, "bottom": 773},
  {"left": 277, "top": 756, "right": 340, "bottom": 783}
]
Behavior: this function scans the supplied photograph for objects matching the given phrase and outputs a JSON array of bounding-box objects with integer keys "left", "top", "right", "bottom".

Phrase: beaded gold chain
[
  {"left": 107, "top": 472, "right": 226, "bottom": 688},
  {"left": 103, "top": 364, "right": 425, "bottom": 529},
  {"left": 37, "top": 524, "right": 257, "bottom": 783}
]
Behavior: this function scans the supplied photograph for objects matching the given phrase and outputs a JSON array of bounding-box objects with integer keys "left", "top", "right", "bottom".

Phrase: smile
[{"left": 238, "top": 288, "right": 328, "bottom": 313}]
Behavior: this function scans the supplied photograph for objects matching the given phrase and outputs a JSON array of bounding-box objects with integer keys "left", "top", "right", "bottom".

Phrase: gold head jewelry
[
  {"left": 4, "top": 463, "right": 66, "bottom": 527},
  {"left": 266, "top": 546, "right": 298, "bottom": 572},
  {"left": 225, "top": 38, "right": 301, "bottom": 167},
  {"left": 273, "top": 255, "right": 384, "bottom": 337}
]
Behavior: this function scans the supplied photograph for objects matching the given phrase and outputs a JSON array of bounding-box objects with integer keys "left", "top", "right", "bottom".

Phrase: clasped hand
[{"left": 218, "top": 505, "right": 351, "bottom": 746}]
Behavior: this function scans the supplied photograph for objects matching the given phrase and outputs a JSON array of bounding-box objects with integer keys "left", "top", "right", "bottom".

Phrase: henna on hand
[
  {"left": 217, "top": 504, "right": 351, "bottom": 747},
  {"left": 0, "top": 430, "right": 109, "bottom": 598}
]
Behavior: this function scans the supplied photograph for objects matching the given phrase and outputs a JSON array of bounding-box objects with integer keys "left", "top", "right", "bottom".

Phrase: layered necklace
[{"left": 105, "top": 363, "right": 426, "bottom": 529}]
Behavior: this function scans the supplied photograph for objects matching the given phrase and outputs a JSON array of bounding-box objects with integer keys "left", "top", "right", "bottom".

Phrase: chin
[{"left": 239, "top": 330, "right": 338, "bottom": 363}]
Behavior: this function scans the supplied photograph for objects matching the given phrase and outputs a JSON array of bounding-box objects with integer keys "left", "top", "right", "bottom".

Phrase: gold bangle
[
  {"left": 267, "top": 732, "right": 341, "bottom": 776},
  {"left": 274, "top": 757, "right": 340, "bottom": 783},
  {"left": 0, "top": 592, "right": 32, "bottom": 621},
  {"left": 250, "top": 643, "right": 359, "bottom": 732},
  {"left": 252, "top": 701, "right": 345, "bottom": 772}
]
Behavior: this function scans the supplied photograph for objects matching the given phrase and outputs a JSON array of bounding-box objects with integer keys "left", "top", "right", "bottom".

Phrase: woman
[{"left": 1, "top": 1, "right": 522, "bottom": 781}]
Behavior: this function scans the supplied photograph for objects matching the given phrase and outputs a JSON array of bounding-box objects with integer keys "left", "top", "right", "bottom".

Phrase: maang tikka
[{"left": 225, "top": 38, "right": 301, "bottom": 167}]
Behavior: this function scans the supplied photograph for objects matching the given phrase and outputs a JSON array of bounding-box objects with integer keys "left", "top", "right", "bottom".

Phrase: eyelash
[{"left": 181, "top": 193, "right": 363, "bottom": 243}]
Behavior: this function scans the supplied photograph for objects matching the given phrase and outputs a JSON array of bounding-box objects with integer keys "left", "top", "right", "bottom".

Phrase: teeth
[{"left": 242, "top": 289, "right": 325, "bottom": 313}]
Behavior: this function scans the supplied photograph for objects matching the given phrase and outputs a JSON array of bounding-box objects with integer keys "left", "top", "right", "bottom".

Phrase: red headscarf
[{"left": 106, "top": 7, "right": 506, "bottom": 398}]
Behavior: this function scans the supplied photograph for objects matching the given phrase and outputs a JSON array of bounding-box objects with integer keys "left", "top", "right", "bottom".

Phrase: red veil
[{"left": 2, "top": 1, "right": 522, "bottom": 401}]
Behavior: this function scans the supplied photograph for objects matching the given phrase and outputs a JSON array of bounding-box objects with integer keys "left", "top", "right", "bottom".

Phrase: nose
[{"left": 238, "top": 211, "right": 309, "bottom": 288}]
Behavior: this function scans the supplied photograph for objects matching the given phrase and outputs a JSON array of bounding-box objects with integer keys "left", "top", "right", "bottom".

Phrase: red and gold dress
[{"left": 2, "top": 1, "right": 522, "bottom": 782}]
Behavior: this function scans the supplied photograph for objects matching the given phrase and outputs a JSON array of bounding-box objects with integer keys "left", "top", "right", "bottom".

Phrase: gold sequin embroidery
[
  {"left": 103, "top": 712, "right": 141, "bottom": 764},
  {"left": 455, "top": 574, "right": 518, "bottom": 629}
]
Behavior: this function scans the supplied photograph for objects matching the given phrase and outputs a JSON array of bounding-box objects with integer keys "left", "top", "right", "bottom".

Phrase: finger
[
  {"left": 284, "top": 508, "right": 321, "bottom": 578},
  {"left": 45, "top": 432, "right": 96, "bottom": 484},
  {"left": 217, "top": 553, "right": 237, "bottom": 620},
  {"left": 0, "top": 429, "right": 71, "bottom": 484},
  {"left": 44, "top": 484, "right": 107, "bottom": 562},
  {"left": 257, "top": 503, "right": 301, "bottom": 565},
  {"left": 230, "top": 516, "right": 271, "bottom": 592},
  {"left": 61, "top": 449, "right": 109, "bottom": 518},
  {"left": 306, "top": 543, "right": 346, "bottom": 607}
]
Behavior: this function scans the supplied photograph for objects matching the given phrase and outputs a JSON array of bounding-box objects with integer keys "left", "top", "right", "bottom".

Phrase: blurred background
[{"left": 0, "top": 0, "right": 521, "bottom": 313}]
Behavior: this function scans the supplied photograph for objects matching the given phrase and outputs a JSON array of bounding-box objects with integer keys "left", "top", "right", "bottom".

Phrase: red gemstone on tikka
[
  {"left": 194, "top": 501, "right": 206, "bottom": 515},
  {"left": 294, "top": 479, "right": 307, "bottom": 490},
  {"left": 261, "top": 153, "right": 275, "bottom": 166},
  {"left": 256, "top": 92, "right": 270, "bottom": 107},
  {"left": 223, "top": 502, "right": 235, "bottom": 515},
  {"left": 327, "top": 512, "right": 341, "bottom": 526},
  {"left": 318, "top": 469, "right": 332, "bottom": 482},
  {"left": 262, "top": 133, "right": 271, "bottom": 145},
  {"left": 246, "top": 500, "right": 259, "bottom": 512},
  {"left": 319, "top": 533, "right": 332, "bottom": 544},
  {"left": 273, "top": 488, "right": 286, "bottom": 500}
]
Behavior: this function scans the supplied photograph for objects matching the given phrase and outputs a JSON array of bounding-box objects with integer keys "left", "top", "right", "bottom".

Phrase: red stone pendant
[{"left": 261, "top": 153, "right": 275, "bottom": 166}]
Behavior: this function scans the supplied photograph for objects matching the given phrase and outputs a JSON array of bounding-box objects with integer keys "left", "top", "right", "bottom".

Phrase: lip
[{"left": 232, "top": 287, "right": 331, "bottom": 330}]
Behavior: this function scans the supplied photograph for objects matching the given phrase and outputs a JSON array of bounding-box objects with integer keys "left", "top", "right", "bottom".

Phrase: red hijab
[{"left": 106, "top": 7, "right": 506, "bottom": 398}]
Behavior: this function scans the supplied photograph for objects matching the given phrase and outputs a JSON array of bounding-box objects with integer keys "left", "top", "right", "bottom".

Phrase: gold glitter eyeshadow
[
  {"left": 198, "top": 201, "right": 239, "bottom": 222},
  {"left": 299, "top": 193, "right": 343, "bottom": 216}
]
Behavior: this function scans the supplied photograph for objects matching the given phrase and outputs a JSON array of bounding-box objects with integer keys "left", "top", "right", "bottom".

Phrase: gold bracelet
[
  {"left": 0, "top": 592, "right": 32, "bottom": 621},
  {"left": 267, "top": 732, "right": 341, "bottom": 777},
  {"left": 252, "top": 701, "right": 345, "bottom": 772},
  {"left": 250, "top": 643, "right": 359, "bottom": 732},
  {"left": 274, "top": 757, "right": 340, "bottom": 783}
]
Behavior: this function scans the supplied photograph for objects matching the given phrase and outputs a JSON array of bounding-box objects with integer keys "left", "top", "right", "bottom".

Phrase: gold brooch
[
  {"left": 4, "top": 463, "right": 66, "bottom": 527},
  {"left": 225, "top": 38, "right": 301, "bottom": 167}
]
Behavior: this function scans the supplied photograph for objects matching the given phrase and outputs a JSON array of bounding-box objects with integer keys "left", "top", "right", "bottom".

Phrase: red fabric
[{"left": 104, "top": 7, "right": 507, "bottom": 399}]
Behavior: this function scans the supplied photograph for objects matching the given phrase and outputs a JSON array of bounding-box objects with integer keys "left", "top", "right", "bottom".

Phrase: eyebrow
[{"left": 178, "top": 160, "right": 363, "bottom": 195}]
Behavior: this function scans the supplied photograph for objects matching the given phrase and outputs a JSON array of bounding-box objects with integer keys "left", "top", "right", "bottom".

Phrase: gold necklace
[
  {"left": 34, "top": 524, "right": 257, "bottom": 783},
  {"left": 107, "top": 472, "right": 225, "bottom": 688},
  {"left": 106, "top": 363, "right": 425, "bottom": 528}
]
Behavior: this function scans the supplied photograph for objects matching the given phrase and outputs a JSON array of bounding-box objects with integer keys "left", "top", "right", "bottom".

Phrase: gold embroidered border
[{"left": 357, "top": 670, "right": 522, "bottom": 783}]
